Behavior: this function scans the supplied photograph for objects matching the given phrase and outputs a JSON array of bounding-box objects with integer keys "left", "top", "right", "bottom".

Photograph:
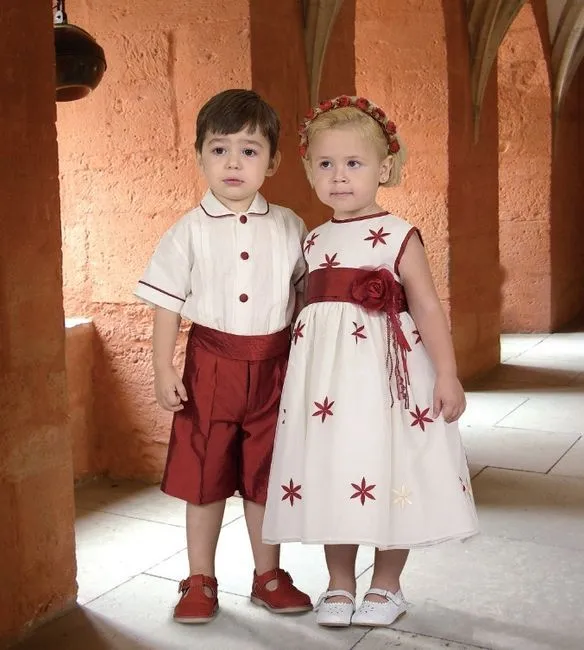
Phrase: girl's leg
[
  {"left": 324, "top": 544, "right": 359, "bottom": 602},
  {"left": 367, "top": 548, "right": 409, "bottom": 601}
]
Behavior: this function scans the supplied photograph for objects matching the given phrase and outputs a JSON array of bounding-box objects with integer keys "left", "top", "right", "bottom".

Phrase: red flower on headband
[
  {"left": 355, "top": 97, "right": 370, "bottom": 111},
  {"left": 371, "top": 108, "right": 386, "bottom": 122},
  {"left": 298, "top": 95, "right": 400, "bottom": 158}
]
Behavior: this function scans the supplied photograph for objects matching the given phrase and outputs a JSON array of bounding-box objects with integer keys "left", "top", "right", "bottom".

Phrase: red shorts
[{"left": 161, "top": 324, "right": 290, "bottom": 505}]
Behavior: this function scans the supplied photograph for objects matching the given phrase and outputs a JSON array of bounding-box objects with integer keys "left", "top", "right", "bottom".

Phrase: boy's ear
[
  {"left": 195, "top": 150, "right": 203, "bottom": 168},
  {"left": 265, "top": 150, "right": 282, "bottom": 177}
]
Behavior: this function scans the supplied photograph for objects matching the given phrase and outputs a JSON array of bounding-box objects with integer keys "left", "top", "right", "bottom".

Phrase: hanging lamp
[{"left": 54, "top": 0, "right": 107, "bottom": 101}]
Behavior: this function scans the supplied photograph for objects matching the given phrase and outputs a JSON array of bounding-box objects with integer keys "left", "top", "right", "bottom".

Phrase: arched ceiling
[
  {"left": 466, "top": 0, "right": 527, "bottom": 131},
  {"left": 302, "top": 1, "right": 584, "bottom": 119},
  {"left": 548, "top": 0, "right": 584, "bottom": 113},
  {"left": 302, "top": 0, "right": 344, "bottom": 104}
]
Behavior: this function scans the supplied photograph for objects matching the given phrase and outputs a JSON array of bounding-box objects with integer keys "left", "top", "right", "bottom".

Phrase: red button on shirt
[
  {"left": 240, "top": 251, "right": 249, "bottom": 260},
  {"left": 239, "top": 293, "right": 249, "bottom": 302},
  {"left": 239, "top": 215, "right": 248, "bottom": 224}
]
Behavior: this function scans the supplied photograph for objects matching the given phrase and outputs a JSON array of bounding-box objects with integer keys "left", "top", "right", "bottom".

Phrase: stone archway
[{"left": 498, "top": 2, "right": 553, "bottom": 332}]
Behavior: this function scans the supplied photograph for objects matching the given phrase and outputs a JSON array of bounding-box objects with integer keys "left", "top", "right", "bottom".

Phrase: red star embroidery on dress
[
  {"left": 319, "top": 253, "right": 340, "bottom": 269},
  {"left": 281, "top": 479, "right": 302, "bottom": 506},
  {"left": 413, "top": 329, "right": 422, "bottom": 344},
  {"left": 364, "top": 226, "right": 390, "bottom": 248},
  {"left": 293, "top": 321, "right": 305, "bottom": 344},
  {"left": 409, "top": 405, "right": 434, "bottom": 431},
  {"left": 351, "top": 322, "right": 367, "bottom": 343},
  {"left": 313, "top": 396, "right": 334, "bottom": 422},
  {"left": 303, "top": 232, "right": 319, "bottom": 254},
  {"left": 350, "top": 477, "right": 376, "bottom": 505}
]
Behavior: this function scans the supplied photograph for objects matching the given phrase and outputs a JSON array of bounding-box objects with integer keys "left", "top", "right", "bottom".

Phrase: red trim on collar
[
  {"left": 199, "top": 194, "right": 270, "bottom": 218},
  {"left": 331, "top": 211, "right": 389, "bottom": 223}
]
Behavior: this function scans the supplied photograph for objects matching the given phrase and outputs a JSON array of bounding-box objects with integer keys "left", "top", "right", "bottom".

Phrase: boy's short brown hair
[{"left": 195, "top": 89, "right": 280, "bottom": 159}]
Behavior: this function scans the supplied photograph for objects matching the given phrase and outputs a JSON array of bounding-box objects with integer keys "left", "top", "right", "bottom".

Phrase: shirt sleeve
[
  {"left": 134, "top": 217, "right": 193, "bottom": 313},
  {"left": 292, "top": 216, "right": 308, "bottom": 291}
]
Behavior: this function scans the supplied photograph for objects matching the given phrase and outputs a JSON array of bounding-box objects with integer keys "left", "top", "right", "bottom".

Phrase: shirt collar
[{"left": 200, "top": 190, "right": 269, "bottom": 217}]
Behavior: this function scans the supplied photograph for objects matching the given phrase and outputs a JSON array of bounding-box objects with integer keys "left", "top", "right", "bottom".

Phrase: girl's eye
[
  {"left": 347, "top": 160, "right": 361, "bottom": 168},
  {"left": 212, "top": 147, "right": 226, "bottom": 155},
  {"left": 319, "top": 161, "right": 332, "bottom": 169},
  {"left": 243, "top": 148, "right": 257, "bottom": 157}
]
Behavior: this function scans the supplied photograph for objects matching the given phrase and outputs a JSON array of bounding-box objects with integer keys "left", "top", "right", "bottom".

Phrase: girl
[{"left": 262, "top": 95, "right": 478, "bottom": 628}]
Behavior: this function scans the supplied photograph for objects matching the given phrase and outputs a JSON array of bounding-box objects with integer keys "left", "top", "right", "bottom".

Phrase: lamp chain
[{"left": 54, "top": 0, "right": 67, "bottom": 25}]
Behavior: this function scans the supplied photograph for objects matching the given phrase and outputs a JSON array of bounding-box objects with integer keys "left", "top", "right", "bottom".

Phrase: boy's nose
[{"left": 226, "top": 155, "right": 241, "bottom": 169}]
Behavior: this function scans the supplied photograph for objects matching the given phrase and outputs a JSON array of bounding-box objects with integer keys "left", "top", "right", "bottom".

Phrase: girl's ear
[
  {"left": 379, "top": 156, "right": 392, "bottom": 185},
  {"left": 266, "top": 150, "right": 282, "bottom": 177}
]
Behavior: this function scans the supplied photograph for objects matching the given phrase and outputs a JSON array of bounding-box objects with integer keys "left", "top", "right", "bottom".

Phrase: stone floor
[{"left": 16, "top": 332, "right": 584, "bottom": 649}]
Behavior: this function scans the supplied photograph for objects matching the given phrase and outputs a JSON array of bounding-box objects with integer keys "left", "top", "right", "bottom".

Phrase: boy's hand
[
  {"left": 432, "top": 374, "right": 466, "bottom": 423},
  {"left": 155, "top": 366, "right": 188, "bottom": 411}
]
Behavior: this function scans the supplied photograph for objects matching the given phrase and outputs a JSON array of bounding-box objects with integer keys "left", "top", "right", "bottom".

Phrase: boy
[{"left": 134, "top": 90, "right": 311, "bottom": 623}]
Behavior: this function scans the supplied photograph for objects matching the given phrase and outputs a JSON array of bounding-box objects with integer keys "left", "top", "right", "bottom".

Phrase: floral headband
[{"left": 298, "top": 95, "right": 400, "bottom": 159}]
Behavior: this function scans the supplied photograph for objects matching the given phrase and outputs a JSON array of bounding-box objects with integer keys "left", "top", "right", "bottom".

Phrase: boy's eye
[
  {"left": 211, "top": 147, "right": 226, "bottom": 155},
  {"left": 243, "top": 148, "right": 257, "bottom": 157},
  {"left": 347, "top": 160, "right": 361, "bottom": 168},
  {"left": 319, "top": 160, "right": 332, "bottom": 169}
]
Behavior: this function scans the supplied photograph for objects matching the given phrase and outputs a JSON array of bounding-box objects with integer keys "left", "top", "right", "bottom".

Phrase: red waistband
[
  {"left": 306, "top": 267, "right": 408, "bottom": 312},
  {"left": 189, "top": 323, "right": 290, "bottom": 361}
]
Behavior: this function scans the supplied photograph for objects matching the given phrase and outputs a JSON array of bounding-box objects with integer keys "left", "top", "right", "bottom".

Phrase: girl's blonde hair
[{"left": 302, "top": 107, "right": 406, "bottom": 187}]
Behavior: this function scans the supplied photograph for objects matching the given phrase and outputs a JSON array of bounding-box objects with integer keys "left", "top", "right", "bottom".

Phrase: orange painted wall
[
  {"left": 498, "top": 4, "right": 553, "bottom": 332},
  {"left": 353, "top": 0, "right": 500, "bottom": 378},
  {"left": 0, "top": 1, "right": 76, "bottom": 642},
  {"left": 66, "top": 322, "right": 98, "bottom": 480}
]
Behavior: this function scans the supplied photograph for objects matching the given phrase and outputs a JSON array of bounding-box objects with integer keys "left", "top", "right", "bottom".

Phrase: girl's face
[{"left": 307, "top": 126, "right": 391, "bottom": 220}]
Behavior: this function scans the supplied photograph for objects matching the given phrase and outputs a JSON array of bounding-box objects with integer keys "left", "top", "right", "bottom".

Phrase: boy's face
[{"left": 197, "top": 127, "right": 280, "bottom": 213}]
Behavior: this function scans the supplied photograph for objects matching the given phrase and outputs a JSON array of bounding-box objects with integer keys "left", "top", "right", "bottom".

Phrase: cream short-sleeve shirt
[{"left": 134, "top": 190, "right": 307, "bottom": 336}]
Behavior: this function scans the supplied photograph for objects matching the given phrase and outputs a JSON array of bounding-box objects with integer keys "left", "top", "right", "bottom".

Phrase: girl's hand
[
  {"left": 154, "top": 366, "right": 188, "bottom": 412},
  {"left": 432, "top": 374, "right": 466, "bottom": 423}
]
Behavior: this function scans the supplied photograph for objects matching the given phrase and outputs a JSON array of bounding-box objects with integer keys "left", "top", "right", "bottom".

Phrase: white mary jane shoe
[
  {"left": 351, "top": 588, "right": 407, "bottom": 627},
  {"left": 314, "top": 590, "right": 356, "bottom": 627}
]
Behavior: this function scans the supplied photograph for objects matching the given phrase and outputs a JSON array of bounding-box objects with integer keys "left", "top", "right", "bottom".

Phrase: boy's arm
[
  {"left": 292, "top": 287, "right": 306, "bottom": 323},
  {"left": 291, "top": 216, "right": 309, "bottom": 323},
  {"left": 153, "top": 307, "right": 187, "bottom": 411}
]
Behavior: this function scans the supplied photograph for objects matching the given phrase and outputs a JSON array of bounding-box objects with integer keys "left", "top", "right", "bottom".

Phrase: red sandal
[
  {"left": 251, "top": 568, "right": 312, "bottom": 613},
  {"left": 173, "top": 574, "right": 218, "bottom": 624}
]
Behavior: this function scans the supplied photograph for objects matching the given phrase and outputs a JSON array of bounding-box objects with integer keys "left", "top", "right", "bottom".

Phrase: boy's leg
[
  {"left": 240, "top": 354, "right": 312, "bottom": 612},
  {"left": 186, "top": 500, "right": 226, "bottom": 591},
  {"left": 243, "top": 499, "right": 280, "bottom": 578}
]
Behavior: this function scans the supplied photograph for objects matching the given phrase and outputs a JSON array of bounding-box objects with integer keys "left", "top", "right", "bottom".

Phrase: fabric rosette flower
[{"left": 350, "top": 268, "right": 397, "bottom": 313}]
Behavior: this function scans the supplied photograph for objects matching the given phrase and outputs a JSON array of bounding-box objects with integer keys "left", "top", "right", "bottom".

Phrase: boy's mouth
[{"left": 223, "top": 178, "right": 244, "bottom": 186}]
